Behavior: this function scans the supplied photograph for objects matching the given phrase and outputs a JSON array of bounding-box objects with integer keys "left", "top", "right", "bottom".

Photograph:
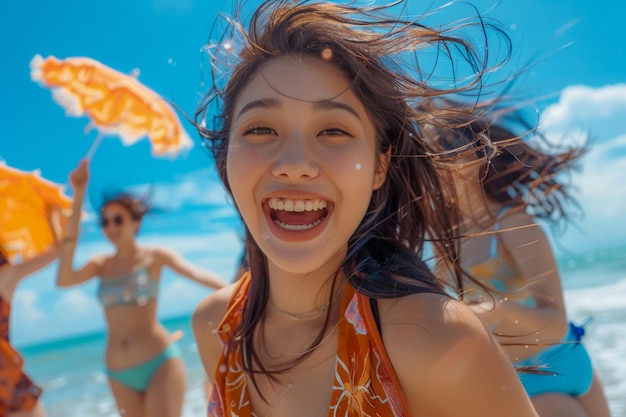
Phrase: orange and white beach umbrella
[
  {"left": 0, "top": 163, "right": 71, "bottom": 262},
  {"left": 30, "top": 54, "right": 194, "bottom": 158}
]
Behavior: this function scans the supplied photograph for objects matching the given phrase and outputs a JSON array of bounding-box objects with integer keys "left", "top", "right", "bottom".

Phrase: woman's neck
[
  {"left": 114, "top": 241, "right": 139, "bottom": 258},
  {"left": 266, "top": 256, "right": 345, "bottom": 320}
]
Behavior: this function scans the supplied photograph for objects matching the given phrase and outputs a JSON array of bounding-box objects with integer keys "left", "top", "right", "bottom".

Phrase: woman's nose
[{"left": 271, "top": 135, "right": 320, "bottom": 181}]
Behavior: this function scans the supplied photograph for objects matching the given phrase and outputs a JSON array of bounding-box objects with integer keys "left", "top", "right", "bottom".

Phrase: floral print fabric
[{"left": 207, "top": 273, "right": 410, "bottom": 417}]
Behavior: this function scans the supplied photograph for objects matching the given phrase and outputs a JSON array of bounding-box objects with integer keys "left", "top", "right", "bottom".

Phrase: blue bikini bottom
[
  {"left": 517, "top": 322, "right": 593, "bottom": 397},
  {"left": 106, "top": 342, "right": 182, "bottom": 392}
]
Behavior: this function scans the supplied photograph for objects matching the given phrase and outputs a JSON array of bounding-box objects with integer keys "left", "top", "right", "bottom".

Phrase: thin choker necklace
[
  {"left": 268, "top": 290, "right": 342, "bottom": 321},
  {"left": 268, "top": 299, "right": 330, "bottom": 321}
]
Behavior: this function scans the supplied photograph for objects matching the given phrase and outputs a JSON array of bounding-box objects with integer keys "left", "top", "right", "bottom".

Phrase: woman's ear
[{"left": 373, "top": 148, "right": 391, "bottom": 190}]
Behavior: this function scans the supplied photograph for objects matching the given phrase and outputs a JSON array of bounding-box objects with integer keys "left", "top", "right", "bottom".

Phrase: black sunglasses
[{"left": 100, "top": 215, "right": 124, "bottom": 228}]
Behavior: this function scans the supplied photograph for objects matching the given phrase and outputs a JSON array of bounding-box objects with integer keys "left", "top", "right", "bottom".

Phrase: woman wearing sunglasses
[{"left": 56, "top": 160, "right": 227, "bottom": 417}]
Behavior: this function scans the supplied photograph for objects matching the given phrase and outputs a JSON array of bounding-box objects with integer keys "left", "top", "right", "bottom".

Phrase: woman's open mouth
[{"left": 266, "top": 197, "right": 330, "bottom": 233}]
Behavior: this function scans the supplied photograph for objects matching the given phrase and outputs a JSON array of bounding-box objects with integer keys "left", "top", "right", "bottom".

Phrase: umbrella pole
[{"left": 85, "top": 134, "right": 105, "bottom": 160}]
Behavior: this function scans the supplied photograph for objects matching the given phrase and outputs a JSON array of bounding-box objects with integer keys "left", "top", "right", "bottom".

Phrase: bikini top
[
  {"left": 465, "top": 209, "right": 536, "bottom": 308},
  {"left": 97, "top": 266, "right": 159, "bottom": 308}
]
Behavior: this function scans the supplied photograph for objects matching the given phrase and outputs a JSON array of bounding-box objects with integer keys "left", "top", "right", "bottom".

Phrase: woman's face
[
  {"left": 226, "top": 55, "right": 389, "bottom": 275},
  {"left": 100, "top": 202, "right": 139, "bottom": 245}
]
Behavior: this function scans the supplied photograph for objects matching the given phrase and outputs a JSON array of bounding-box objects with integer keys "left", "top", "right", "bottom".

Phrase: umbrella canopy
[
  {"left": 30, "top": 54, "right": 194, "bottom": 157},
  {"left": 0, "top": 163, "right": 71, "bottom": 262}
]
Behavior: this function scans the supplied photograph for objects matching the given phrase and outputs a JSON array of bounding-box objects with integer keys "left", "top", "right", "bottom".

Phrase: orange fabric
[
  {"left": 207, "top": 272, "right": 410, "bottom": 416},
  {"left": 0, "top": 298, "right": 42, "bottom": 413},
  {"left": 0, "top": 163, "right": 71, "bottom": 262},
  {"left": 30, "top": 54, "right": 193, "bottom": 157}
]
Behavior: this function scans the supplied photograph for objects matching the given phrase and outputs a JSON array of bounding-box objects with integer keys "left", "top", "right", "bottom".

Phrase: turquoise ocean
[{"left": 19, "top": 245, "right": 626, "bottom": 417}]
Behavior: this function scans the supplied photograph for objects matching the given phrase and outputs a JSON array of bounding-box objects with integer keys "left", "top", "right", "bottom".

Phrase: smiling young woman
[{"left": 191, "top": 1, "right": 540, "bottom": 416}]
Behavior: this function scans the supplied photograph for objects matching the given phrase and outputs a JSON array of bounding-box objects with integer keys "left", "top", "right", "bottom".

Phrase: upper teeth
[{"left": 268, "top": 198, "right": 328, "bottom": 212}]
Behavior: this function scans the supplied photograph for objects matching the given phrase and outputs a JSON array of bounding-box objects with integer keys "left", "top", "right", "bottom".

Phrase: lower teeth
[{"left": 274, "top": 219, "right": 322, "bottom": 231}]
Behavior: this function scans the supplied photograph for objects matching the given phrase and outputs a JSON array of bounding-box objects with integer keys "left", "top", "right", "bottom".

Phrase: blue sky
[{"left": 1, "top": 0, "right": 625, "bottom": 347}]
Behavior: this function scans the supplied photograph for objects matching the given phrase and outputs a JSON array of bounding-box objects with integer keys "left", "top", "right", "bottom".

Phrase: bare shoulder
[
  {"left": 379, "top": 292, "right": 495, "bottom": 358},
  {"left": 379, "top": 293, "right": 536, "bottom": 416},
  {"left": 192, "top": 283, "right": 238, "bottom": 330},
  {"left": 147, "top": 245, "right": 176, "bottom": 262},
  {"left": 192, "top": 283, "right": 239, "bottom": 382},
  {"left": 88, "top": 254, "right": 108, "bottom": 273}
]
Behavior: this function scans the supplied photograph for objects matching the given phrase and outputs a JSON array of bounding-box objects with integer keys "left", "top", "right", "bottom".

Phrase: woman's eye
[
  {"left": 320, "top": 128, "right": 349, "bottom": 137},
  {"left": 244, "top": 126, "right": 274, "bottom": 136}
]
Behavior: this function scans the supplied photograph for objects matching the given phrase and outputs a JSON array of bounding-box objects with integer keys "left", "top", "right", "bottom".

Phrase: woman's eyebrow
[
  {"left": 237, "top": 97, "right": 361, "bottom": 120},
  {"left": 236, "top": 97, "right": 282, "bottom": 118},
  {"left": 313, "top": 99, "right": 361, "bottom": 120}
]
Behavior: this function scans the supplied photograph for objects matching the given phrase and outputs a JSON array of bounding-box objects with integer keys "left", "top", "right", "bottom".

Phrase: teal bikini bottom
[
  {"left": 517, "top": 322, "right": 593, "bottom": 397},
  {"left": 106, "top": 342, "right": 182, "bottom": 392}
]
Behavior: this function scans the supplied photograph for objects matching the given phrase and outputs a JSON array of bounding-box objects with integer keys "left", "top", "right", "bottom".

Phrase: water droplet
[
  {"left": 355, "top": 163, "right": 362, "bottom": 171},
  {"left": 514, "top": 320, "right": 519, "bottom": 324},
  {"left": 524, "top": 345, "right": 528, "bottom": 349},
  {"left": 262, "top": 231, "right": 271, "bottom": 240},
  {"left": 503, "top": 297, "right": 508, "bottom": 301}
]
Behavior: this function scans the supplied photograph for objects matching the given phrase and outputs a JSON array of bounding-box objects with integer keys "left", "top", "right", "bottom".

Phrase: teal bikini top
[
  {"left": 97, "top": 266, "right": 159, "bottom": 308},
  {"left": 466, "top": 208, "right": 536, "bottom": 308}
]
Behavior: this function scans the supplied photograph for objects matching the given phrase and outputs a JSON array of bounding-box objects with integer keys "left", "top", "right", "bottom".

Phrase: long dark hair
[
  {"left": 195, "top": 0, "right": 512, "bottom": 391},
  {"left": 100, "top": 193, "right": 150, "bottom": 223},
  {"left": 422, "top": 101, "right": 586, "bottom": 226}
]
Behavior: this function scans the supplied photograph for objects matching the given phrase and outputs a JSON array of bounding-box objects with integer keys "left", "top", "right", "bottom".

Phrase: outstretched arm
[
  {"left": 0, "top": 244, "right": 60, "bottom": 302},
  {"left": 56, "top": 160, "right": 100, "bottom": 287},
  {"left": 155, "top": 247, "right": 227, "bottom": 289}
]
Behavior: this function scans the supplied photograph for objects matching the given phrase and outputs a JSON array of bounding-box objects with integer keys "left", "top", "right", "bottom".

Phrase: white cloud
[
  {"left": 127, "top": 168, "right": 233, "bottom": 211},
  {"left": 541, "top": 84, "right": 626, "bottom": 143},
  {"left": 12, "top": 287, "right": 105, "bottom": 347},
  {"left": 159, "top": 280, "right": 212, "bottom": 317},
  {"left": 13, "top": 289, "right": 45, "bottom": 323},
  {"left": 54, "top": 289, "right": 101, "bottom": 318},
  {"left": 138, "top": 230, "right": 243, "bottom": 259},
  {"left": 539, "top": 84, "right": 626, "bottom": 251}
]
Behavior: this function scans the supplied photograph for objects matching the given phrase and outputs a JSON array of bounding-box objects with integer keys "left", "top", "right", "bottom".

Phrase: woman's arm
[
  {"left": 0, "top": 244, "right": 60, "bottom": 302},
  {"left": 155, "top": 247, "right": 227, "bottom": 289},
  {"left": 56, "top": 160, "right": 100, "bottom": 287},
  {"left": 475, "top": 211, "right": 568, "bottom": 341},
  {"left": 382, "top": 294, "right": 539, "bottom": 417}
]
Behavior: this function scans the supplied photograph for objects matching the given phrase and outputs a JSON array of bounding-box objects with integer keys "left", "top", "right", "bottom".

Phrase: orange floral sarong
[
  {"left": 0, "top": 298, "right": 42, "bottom": 414},
  {"left": 208, "top": 272, "right": 410, "bottom": 417}
]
